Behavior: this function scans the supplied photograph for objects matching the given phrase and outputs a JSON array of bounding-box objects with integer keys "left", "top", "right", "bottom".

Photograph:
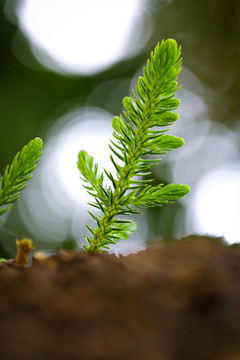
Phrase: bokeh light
[
  {"left": 15, "top": 0, "right": 151, "bottom": 74},
  {"left": 190, "top": 164, "right": 240, "bottom": 244}
]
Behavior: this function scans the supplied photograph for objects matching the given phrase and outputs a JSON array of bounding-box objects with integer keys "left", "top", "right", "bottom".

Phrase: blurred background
[{"left": 0, "top": 0, "right": 240, "bottom": 257}]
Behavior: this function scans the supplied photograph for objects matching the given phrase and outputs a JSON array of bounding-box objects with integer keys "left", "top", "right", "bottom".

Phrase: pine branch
[
  {"left": 0, "top": 137, "right": 43, "bottom": 223},
  {"left": 78, "top": 39, "right": 190, "bottom": 252}
]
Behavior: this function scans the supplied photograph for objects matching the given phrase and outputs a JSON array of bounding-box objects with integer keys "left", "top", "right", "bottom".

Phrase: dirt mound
[{"left": 1, "top": 236, "right": 240, "bottom": 360}]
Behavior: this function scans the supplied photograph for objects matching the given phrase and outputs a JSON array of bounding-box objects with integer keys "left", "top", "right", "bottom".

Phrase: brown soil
[{"left": 1, "top": 235, "right": 240, "bottom": 360}]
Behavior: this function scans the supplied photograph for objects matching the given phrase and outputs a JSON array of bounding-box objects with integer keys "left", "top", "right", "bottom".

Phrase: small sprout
[
  {"left": 78, "top": 39, "right": 190, "bottom": 252},
  {"left": 15, "top": 238, "right": 35, "bottom": 266},
  {"left": 0, "top": 137, "right": 43, "bottom": 224}
]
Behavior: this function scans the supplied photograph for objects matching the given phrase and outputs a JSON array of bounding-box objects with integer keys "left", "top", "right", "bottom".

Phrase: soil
[{"left": 1, "top": 235, "right": 240, "bottom": 360}]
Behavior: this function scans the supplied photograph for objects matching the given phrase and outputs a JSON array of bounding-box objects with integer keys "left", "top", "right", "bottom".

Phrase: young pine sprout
[
  {"left": 78, "top": 39, "right": 190, "bottom": 253},
  {"left": 0, "top": 137, "right": 43, "bottom": 224}
]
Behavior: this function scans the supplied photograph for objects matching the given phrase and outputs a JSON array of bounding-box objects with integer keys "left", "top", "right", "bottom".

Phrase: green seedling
[
  {"left": 78, "top": 39, "right": 190, "bottom": 252},
  {"left": 0, "top": 137, "right": 43, "bottom": 224}
]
